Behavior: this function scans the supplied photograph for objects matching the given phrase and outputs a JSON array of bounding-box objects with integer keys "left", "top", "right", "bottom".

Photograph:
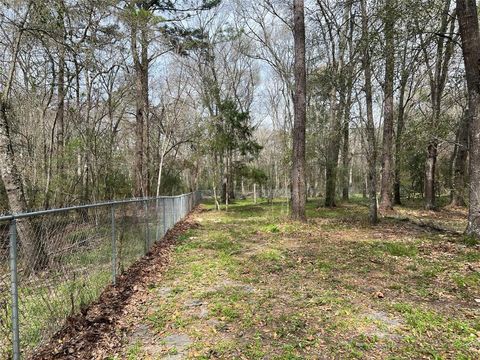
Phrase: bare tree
[
  {"left": 0, "top": 2, "right": 48, "bottom": 270},
  {"left": 418, "top": 0, "right": 456, "bottom": 210}
]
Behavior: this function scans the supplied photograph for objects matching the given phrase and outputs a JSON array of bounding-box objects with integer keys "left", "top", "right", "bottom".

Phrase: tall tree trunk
[
  {"left": 141, "top": 26, "right": 150, "bottom": 197},
  {"left": 342, "top": 83, "right": 352, "bottom": 201},
  {"left": 424, "top": 141, "right": 437, "bottom": 210},
  {"left": 291, "top": 0, "right": 307, "bottom": 221},
  {"left": 55, "top": 0, "right": 66, "bottom": 207},
  {"left": 131, "top": 21, "right": 149, "bottom": 198},
  {"left": 361, "top": 0, "right": 378, "bottom": 224},
  {"left": 324, "top": 88, "right": 340, "bottom": 208},
  {"left": 394, "top": 69, "right": 408, "bottom": 205},
  {"left": 55, "top": 46, "right": 66, "bottom": 205},
  {"left": 450, "top": 112, "right": 469, "bottom": 207},
  {"left": 342, "top": 5, "right": 354, "bottom": 202},
  {"left": 221, "top": 150, "right": 228, "bottom": 203},
  {"left": 423, "top": 0, "right": 454, "bottom": 210},
  {"left": 324, "top": 1, "right": 351, "bottom": 207},
  {"left": 456, "top": 0, "right": 480, "bottom": 237},
  {"left": 228, "top": 150, "right": 235, "bottom": 200},
  {"left": 379, "top": 0, "right": 395, "bottom": 211}
]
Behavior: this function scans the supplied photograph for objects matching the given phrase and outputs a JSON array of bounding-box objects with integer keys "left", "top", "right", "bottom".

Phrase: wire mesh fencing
[{"left": 0, "top": 192, "right": 201, "bottom": 359}]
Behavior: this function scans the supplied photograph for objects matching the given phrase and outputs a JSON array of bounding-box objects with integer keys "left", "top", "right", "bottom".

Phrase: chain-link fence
[{"left": 0, "top": 192, "right": 201, "bottom": 359}]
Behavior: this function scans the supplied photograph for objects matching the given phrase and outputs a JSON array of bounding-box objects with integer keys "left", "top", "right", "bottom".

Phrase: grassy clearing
[{"left": 116, "top": 198, "right": 479, "bottom": 359}]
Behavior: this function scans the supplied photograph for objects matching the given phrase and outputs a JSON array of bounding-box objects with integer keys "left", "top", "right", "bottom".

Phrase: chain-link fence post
[
  {"left": 9, "top": 219, "right": 20, "bottom": 360},
  {"left": 111, "top": 205, "right": 117, "bottom": 285}
]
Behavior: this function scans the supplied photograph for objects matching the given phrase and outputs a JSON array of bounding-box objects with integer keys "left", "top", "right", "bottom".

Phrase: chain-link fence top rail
[{"left": 0, "top": 192, "right": 200, "bottom": 359}]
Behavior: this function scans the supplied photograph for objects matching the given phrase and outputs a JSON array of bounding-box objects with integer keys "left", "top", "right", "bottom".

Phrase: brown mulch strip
[{"left": 31, "top": 210, "right": 201, "bottom": 360}]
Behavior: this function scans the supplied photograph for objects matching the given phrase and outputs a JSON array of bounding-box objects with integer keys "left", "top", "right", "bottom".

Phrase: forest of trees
[{"left": 1, "top": 0, "right": 480, "bottom": 238}]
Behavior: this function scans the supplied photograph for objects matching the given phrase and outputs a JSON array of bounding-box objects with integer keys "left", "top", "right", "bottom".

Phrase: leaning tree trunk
[
  {"left": 0, "top": 100, "right": 48, "bottom": 272},
  {"left": 291, "top": 0, "right": 307, "bottom": 221},
  {"left": 457, "top": 0, "right": 480, "bottom": 237},
  {"left": 379, "top": 0, "right": 395, "bottom": 212},
  {"left": 450, "top": 112, "right": 469, "bottom": 207}
]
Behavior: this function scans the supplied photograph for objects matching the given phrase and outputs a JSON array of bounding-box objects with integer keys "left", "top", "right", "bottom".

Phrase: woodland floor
[{"left": 35, "top": 197, "right": 479, "bottom": 360}]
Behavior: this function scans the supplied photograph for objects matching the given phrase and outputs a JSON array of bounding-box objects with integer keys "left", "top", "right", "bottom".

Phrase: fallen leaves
[{"left": 31, "top": 211, "right": 201, "bottom": 360}]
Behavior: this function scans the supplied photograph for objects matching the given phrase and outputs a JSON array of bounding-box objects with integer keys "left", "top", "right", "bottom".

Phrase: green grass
[
  {"left": 375, "top": 241, "right": 419, "bottom": 257},
  {"left": 119, "top": 198, "right": 479, "bottom": 359},
  {"left": 11, "top": 197, "right": 477, "bottom": 359},
  {"left": 461, "top": 235, "right": 480, "bottom": 247},
  {"left": 126, "top": 340, "right": 143, "bottom": 360}
]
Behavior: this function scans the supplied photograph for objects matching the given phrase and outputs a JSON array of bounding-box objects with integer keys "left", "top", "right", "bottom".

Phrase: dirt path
[{"left": 34, "top": 200, "right": 480, "bottom": 359}]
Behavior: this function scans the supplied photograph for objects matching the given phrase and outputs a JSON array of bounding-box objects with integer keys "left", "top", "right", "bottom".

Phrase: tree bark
[
  {"left": 141, "top": 26, "right": 150, "bottom": 197},
  {"left": 450, "top": 112, "right": 469, "bottom": 207},
  {"left": 424, "top": 141, "right": 437, "bottom": 210},
  {"left": 423, "top": 0, "right": 454, "bottom": 210},
  {"left": 379, "top": 0, "right": 395, "bottom": 211},
  {"left": 131, "top": 18, "right": 149, "bottom": 198},
  {"left": 324, "top": 87, "right": 340, "bottom": 208},
  {"left": 456, "top": 0, "right": 480, "bottom": 237},
  {"left": 361, "top": 0, "right": 378, "bottom": 224},
  {"left": 324, "top": 1, "right": 352, "bottom": 207},
  {"left": 341, "top": 85, "right": 352, "bottom": 201},
  {"left": 291, "top": 0, "right": 307, "bottom": 221},
  {"left": 55, "top": 0, "right": 66, "bottom": 207},
  {"left": 393, "top": 67, "right": 408, "bottom": 205}
]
